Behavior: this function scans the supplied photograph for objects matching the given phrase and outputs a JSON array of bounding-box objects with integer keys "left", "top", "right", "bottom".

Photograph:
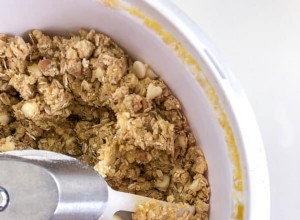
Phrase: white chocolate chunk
[
  {"left": 133, "top": 61, "right": 146, "bottom": 79},
  {"left": 146, "top": 83, "right": 162, "bottom": 100},
  {"left": 21, "top": 102, "right": 40, "bottom": 119}
]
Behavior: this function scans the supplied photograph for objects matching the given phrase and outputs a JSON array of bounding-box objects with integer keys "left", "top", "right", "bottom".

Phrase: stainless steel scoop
[{"left": 0, "top": 150, "right": 194, "bottom": 220}]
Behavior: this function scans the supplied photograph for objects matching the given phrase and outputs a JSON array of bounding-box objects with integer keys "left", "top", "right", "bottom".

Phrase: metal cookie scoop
[{"left": 0, "top": 150, "right": 194, "bottom": 220}]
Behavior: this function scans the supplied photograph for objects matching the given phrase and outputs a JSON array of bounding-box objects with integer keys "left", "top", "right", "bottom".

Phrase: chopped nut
[
  {"left": 155, "top": 175, "right": 170, "bottom": 190},
  {"left": 156, "top": 170, "right": 163, "bottom": 178},
  {"left": 189, "top": 178, "right": 202, "bottom": 192},
  {"left": 38, "top": 59, "right": 51, "bottom": 72},
  {"left": 133, "top": 61, "right": 146, "bottom": 79},
  {"left": 66, "top": 59, "right": 82, "bottom": 78},
  {"left": 82, "top": 58, "right": 89, "bottom": 68},
  {"left": 146, "top": 67, "right": 158, "bottom": 79},
  {"left": 38, "top": 59, "right": 59, "bottom": 77},
  {"left": 0, "top": 111, "right": 10, "bottom": 126},
  {"left": 91, "top": 67, "right": 105, "bottom": 82},
  {"left": 21, "top": 101, "right": 40, "bottom": 119},
  {"left": 177, "top": 135, "right": 187, "bottom": 148},
  {"left": 27, "top": 64, "right": 43, "bottom": 78},
  {"left": 126, "top": 151, "right": 136, "bottom": 164}
]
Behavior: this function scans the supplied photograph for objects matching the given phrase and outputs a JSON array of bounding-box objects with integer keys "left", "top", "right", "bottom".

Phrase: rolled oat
[{"left": 0, "top": 29, "right": 210, "bottom": 219}]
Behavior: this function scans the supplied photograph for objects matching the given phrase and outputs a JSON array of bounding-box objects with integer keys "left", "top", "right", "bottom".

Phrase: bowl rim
[{"left": 117, "top": 0, "right": 270, "bottom": 219}]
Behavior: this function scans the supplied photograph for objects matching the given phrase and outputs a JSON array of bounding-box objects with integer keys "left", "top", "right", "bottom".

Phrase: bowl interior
[{"left": 0, "top": 0, "right": 235, "bottom": 219}]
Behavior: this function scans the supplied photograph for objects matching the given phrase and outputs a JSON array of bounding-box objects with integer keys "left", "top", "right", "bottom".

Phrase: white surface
[{"left": 172, "top": 0, "right": 300, "bottom": 219}]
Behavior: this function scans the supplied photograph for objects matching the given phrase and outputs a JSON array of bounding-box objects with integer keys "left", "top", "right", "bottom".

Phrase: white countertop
[{"left": 173, "top": 0, "right": 300, "bottom": 219}]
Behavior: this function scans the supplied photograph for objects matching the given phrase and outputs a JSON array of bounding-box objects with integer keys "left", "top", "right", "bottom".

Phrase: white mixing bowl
[{"left": 0, "top": 0, "right": 270, "bottom": 219}]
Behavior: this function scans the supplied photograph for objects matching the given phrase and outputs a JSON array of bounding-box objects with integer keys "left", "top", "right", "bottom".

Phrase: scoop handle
[{"left": 0, "top": 150, "right": 108, "bottom": 220}]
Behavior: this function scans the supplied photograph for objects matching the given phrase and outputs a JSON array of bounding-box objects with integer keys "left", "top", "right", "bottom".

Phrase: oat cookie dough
[{"left": 0, "top": 30, "right": 210, "bottom": 219}]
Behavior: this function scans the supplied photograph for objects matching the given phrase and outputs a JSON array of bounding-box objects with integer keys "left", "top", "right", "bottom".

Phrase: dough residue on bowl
[{"left": 0, "top": 29, "right": 210, "bottom": 219}]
